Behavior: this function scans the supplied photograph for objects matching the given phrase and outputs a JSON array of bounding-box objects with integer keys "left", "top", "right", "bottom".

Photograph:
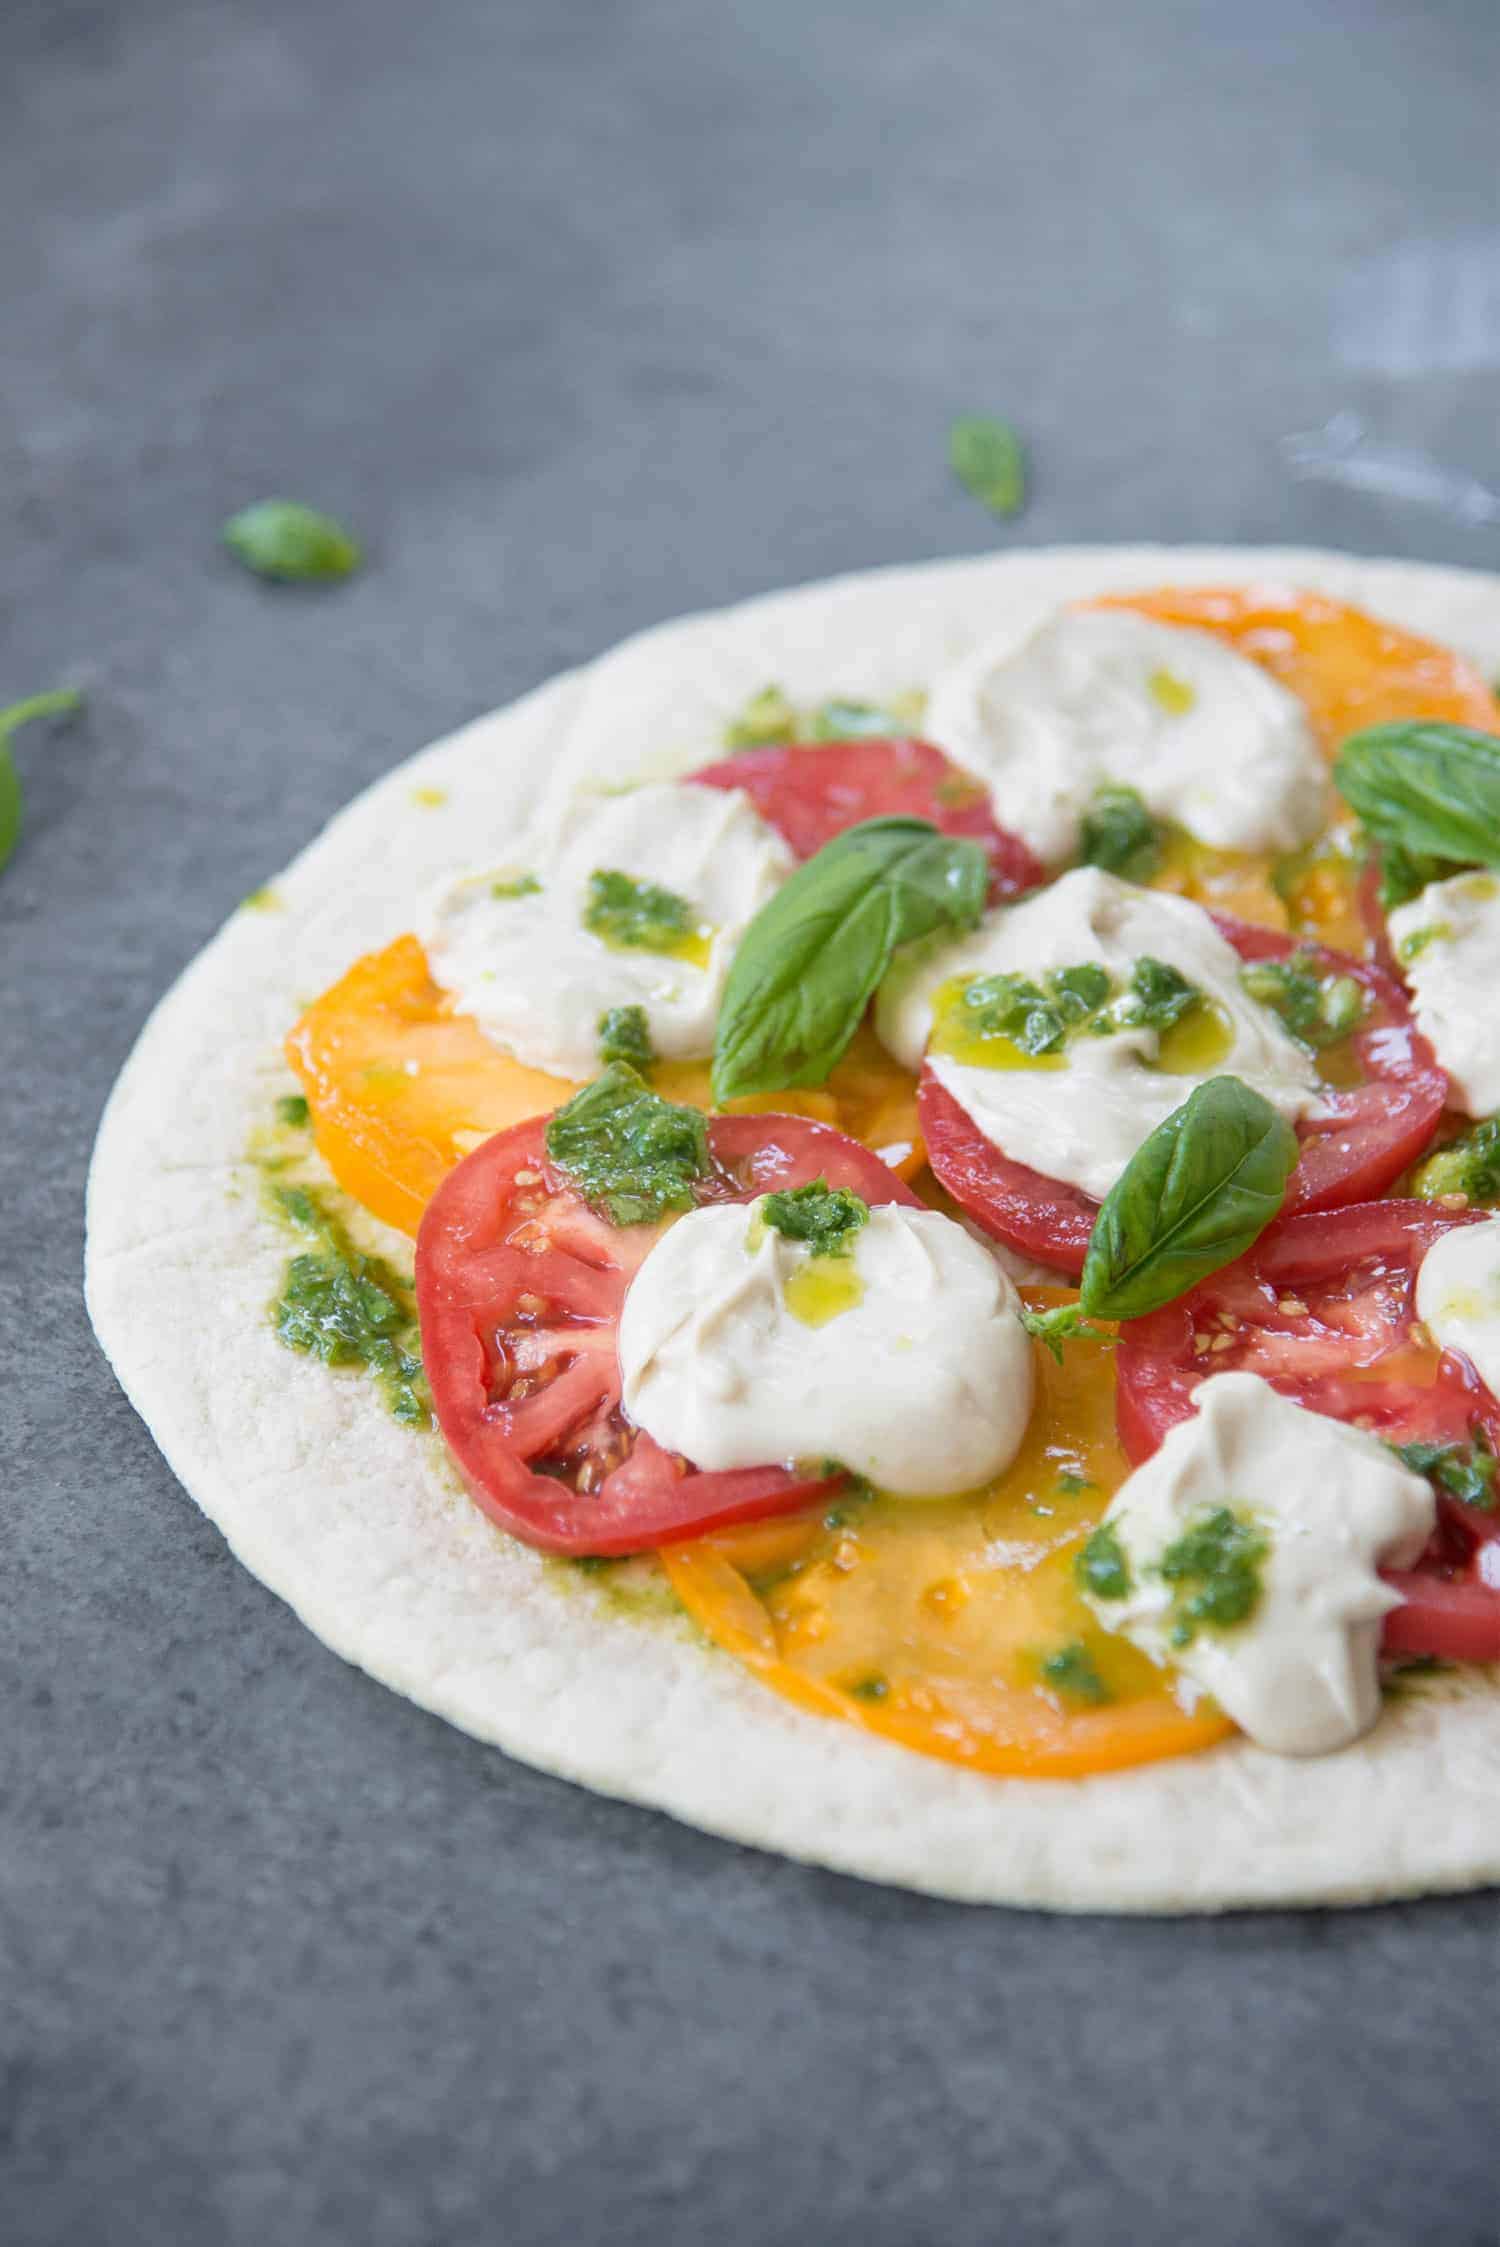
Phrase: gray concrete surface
[{"left": 6, "top": 1, "right": 1500, "bottom": 2240}]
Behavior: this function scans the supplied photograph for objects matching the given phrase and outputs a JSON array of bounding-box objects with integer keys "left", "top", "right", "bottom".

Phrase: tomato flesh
[
  {"left": 289, "top": 935, "right": 923, "bottom": 1237},
  {"left": 693, "top": 737, "right": 1046, "bottom": 900},
  {"left": 661, "top": 1307, "right": 1232, "bottom": 1778},
  {"left": 921, "top": 918, "right": 1447, "bottom": 1276},
  {"left": 1113, "top": 1200, "right": 1500, "bottom": 1662},
  {"left": 415, "top": 1111, "right": 922, "bottom": 1554}
]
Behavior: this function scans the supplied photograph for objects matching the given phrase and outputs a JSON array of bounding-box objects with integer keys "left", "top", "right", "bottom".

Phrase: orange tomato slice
[
  {"left": 287, "top": 934, "right": 922, "bottom": 1237},
  {"left": 662, "top": 1303, "right": 1233, "bottom": 1779},
  {"left": 1093, "top": 584, "right": 1500, "bottom": 952}
]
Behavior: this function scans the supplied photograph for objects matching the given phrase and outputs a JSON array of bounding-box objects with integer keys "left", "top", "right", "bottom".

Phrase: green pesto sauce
[
  {"left": 1076, "top": 1521, "right": 1131, "bottom": 1601},
  {"left": 759, "top": 1178, "right": 869, "bottom": 1256},
  {"left": 275, "top": 1093, "right": 311, "bottom": 1129},
  {"left": 721, "top": 683, "right": 926, "bottom": 748},
  {"left": 1078, "top": 785, "right": 1163, "bottom": 883},
  {"left": 597, "top": 1002, "right": 654, "bottom": 1073},
  {"left": 1411, "top": 1116, "right": 1500, "bottom": 1206},
  {"left": 266, "top": 1180, "right": 429, "bottom": 1428},
  {"left": 583, "top": 867, "right": 707, "bottom": 960},
  {"left": 1159, "top": 1506, "right": 1267, "bottom": 1647},
  {"left": 1039, "top": 1640, "right": 1112, "bottom": 1706},
  {"left": 1239, "top": 949, "right": 1368, "bottom": 1051},
  {"left": 1394, "top": 1431, "right": 1497, "bottom": 1511},
  {"left": 930, "top": 954, "right": 1218, "bottom": 1073},
  {"left": 544, "top": 1063, "right": 709, "bottom": 1227}
]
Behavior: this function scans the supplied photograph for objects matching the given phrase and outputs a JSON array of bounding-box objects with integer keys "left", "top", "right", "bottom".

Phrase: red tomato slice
[
  {"left": 920, "top": 918, "right": 1448, "bottom": 1276},
  {"left": 693, "top": 738, "right": 1046, "bottom": 900},
  {"left": 415, "top": 1110, "right": 922, "bottom": 1555},
  {"left": 1113, "top": 1200, "right": 1500, "bottom": 1662}
]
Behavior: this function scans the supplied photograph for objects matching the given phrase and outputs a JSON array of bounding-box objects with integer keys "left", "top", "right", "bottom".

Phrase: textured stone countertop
[{"left": 7, "top": 1, "right": 1500, "bottom": 2239}]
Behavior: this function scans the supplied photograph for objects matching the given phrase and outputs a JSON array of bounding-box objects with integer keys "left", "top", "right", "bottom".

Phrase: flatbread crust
[{"left": 86, "top": 546, "right": 1500, "bottom": 1913}]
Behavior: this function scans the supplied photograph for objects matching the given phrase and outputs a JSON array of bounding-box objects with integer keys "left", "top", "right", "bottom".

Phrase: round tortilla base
[{"left": 86, "top": 545, "right": 1500, "bottom": 1913}]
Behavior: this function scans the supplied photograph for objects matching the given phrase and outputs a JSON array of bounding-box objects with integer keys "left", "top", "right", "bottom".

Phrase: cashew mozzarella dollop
[
  {"left": 425, "top": 781, "right": 791, "bottom": 1079},
  {"left": 1416, "top": 1213, "right": 1500, "bottom": 1404},
  {"left": 1388, "top": 872, "right": 1500, "bottom": 1118},
  {"left": 1083, "top": 1373, "right": 1434, "bottom": 1756},
  {"left": 618, "top": 1200, "right": 1035, "bottom": 1496},
  {"left": 876, "top": 866, "right": 1323, "bottom": 1203},
  {"left": 924, "top": 607, "right": 1326, "bottom": 864}
]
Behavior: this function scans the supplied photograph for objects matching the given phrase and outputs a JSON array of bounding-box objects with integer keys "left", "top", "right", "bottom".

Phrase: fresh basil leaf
[
  {"left": 711, "top": 817, "right": 988, "bottom": 1101},
  {"left": 1019, "top": 1303, "right": 1113, "bottom": 1363},
  {"left": 1079, "top": 1075, "right": 1299, "bottom": 1322},
  {"left": 222, "top": 499, "right": 362, "bottom": 582},
  {"left": 0, "top": 689, "right": 84, "bottom": 874},
  {"left": 948, "top": 416, "right": 1026, "bottom": 519},
  {"left": 1334, "top": 722, "right": 1500, "bottom": 887}
]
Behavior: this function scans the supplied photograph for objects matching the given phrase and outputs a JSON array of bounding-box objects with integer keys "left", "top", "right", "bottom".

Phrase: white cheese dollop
[
  {"left": 876, "top": 866, "right": 1323, "bottom": 1202},
  {"left": 1387, "top": 871, "right": 1500, "bottom": 1117},
  {"left": 1084, "top": 1373, "right": 1434, "bottom": 1757},
  {"left": 424, "top": 781, "right": 791, "bottom": 1079},
  {"left": 924, "top": 608, "right": 1326, "bottom": 864},
  {"left": 1416, "top": 1213, "right": 1500, "bottom": 1402},
  {"left": 618, "top": 1199, "right": 1034, "bottom": 1496}
]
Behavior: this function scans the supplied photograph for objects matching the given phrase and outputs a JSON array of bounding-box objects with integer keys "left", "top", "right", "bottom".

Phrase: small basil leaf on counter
[
  {"left": 1334, "top": 722, "right": 1500, "bottom": 888},
  {"left": 711, "top": 817, "right": 988, "bottom": 1102},
  {"left": 1078, "top": 1075, "right": 1299, "bottom": 1323},
  {"left": 948, "top": 416, "right": 1026, "bottom": 519},
  {"left": 222, "top": 499, "right": 362, "bottom": 583},
  {"left": 0, "top": 689, "right": 85, "bottom": 873}
]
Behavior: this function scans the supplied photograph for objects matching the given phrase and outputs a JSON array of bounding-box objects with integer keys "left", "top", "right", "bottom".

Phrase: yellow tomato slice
[
  {"left": 662, "top": 1304, "right": 1233, "bottom": 1779},
  {"left": 286, "top": 934, "right": 922, "bottom": 1237},
  {"left": 1093, "top": 585, "right": 1500, "bottom": 953}
]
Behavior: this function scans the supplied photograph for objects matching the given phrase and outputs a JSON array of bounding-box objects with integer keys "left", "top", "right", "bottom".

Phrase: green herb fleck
[
  {"left": 242, "top": 885, "right": 281, "bottom": 912},
  {"left": 491, "top": 872, "right": 542, "bottom": 900},
  {"left": 1078, "top": 785, "right": 1163, "bottom": 883},
  {"left": 222, "top": 499, "right": 362, "bottom": 583},
  {"left": 948, "top": 415, "right": 1026, "bottom": 519},
  {"left": 545, "top": 1063, "right": 710, "bottom": 1227},
  {"left": 268, "top": 1182, "right": 428, "bottom": 1426},
  {"left": 1056, "top": 1470, "right": 1094, "bottom": 1497},
  {"left": 811, "top": 699, "right": 897, "bottom": 740},
  {"left": 584, "top": 867, "right": 701, "bottom": 955},
  {"left": 1020, "top": 1302, "right": 1113, "bottom": 1363},
  {"left": 1076, "top": 1522, "right": 1131, "bottom": 1601},
  {"left": 1411, "top": 1117, "right": 1500, "bottom": 1206},
  {"left": 275, "top": 1094, "right": 311, "bottom": 1129},
  {"left": 1394, "top": 1430, "right": 1497, "bottom": 1512},
  {"left": 0, "top": 689, "right": 85, "bottom": 875},
  {"left": 1159, "top": 1506, "right": 1267, "bottom": 1646},
  {"left": 597, "top": 1003, "right": 655, "bottom": 1074},
  {"left": 847, "top": 1673, "right": 891, "bottom": 1704},
  {"left": 1120, "top": 955, "right": 1203, "bottom": 1033},
  {"left": 1239, "top": 948, "right": 1370, "bottom": 1049},
  {"left": 1040, "top": 1641, "right": 1112, "bottom": 1705},
  {"left": 725, "top": 685, "right": 799, "bottom": 748},
  {"left": 760, "top": 1178, "right": 870, "bottom": 1256}
]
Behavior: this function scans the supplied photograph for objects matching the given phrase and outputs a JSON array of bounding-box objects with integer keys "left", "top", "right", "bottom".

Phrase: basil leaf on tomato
[
  {"left": 1334, "top": 721, "right": 1500, "bottom": 889},
  {"left": 1079, "top": 1075, "right": 1298, "bottom": 1322},
  {"left": 0, "top": 689, "right": 84, "bottom": 874},
  {"left": 711, "top": 816, "right": 987, "bottom": 1102}
]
